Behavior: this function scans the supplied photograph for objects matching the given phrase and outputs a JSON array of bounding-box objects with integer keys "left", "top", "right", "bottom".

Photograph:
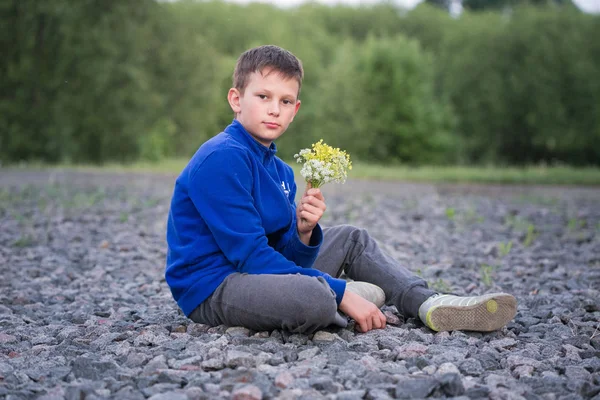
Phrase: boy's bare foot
[{"left": 418, "top": 293, "right": 517, "bottom": 332}]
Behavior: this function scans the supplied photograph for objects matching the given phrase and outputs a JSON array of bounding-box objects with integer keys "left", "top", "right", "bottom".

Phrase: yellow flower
[{"left": 293, "top": 140, "right": 352, "bottom": 188}]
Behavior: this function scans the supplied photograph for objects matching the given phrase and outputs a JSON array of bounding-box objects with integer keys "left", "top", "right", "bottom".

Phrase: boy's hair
[{"left": 233, "top": 45, "right": 304, "bottom": 96}]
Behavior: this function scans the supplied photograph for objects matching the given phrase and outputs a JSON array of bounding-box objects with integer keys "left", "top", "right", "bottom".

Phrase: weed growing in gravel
[
  {"left": 567, "top": 218, "right": 586, "bottom": 231},
  {"left": 498, "top": 241, "right": 513, "bottom": 257},
  {"left": 74, "top": 190, "right": 105, "bottom": 209},
  {"left": 37, "top": 197, "right": 48, "bottom": 213},
  {"left": 45, "top": 184, "right": 58, "bottom": 198},
  {"left": 73, "top": 192, "right": 90, "bottom": 208},
  {"left": 14, "top": 234, "right": 34, "bottom": 247},
  {"left": 464, "top": 208, "right": 485, "bottom": 224},
  {"left": 445, "top": 208, "right": 456, "bottom": 220},
  {"left": 523, "top": 224, "right": 538, "bottom": 247},
  {"left": 10, "top": 210, "right": 26, "bottom": 225},
  {"left": 480, "top": 264, "right": 496, "bottom": 287},
  {"left": 403, "top": 198, "right": 418, "bottom": 210},
  {"left": 431, "top": 278, "right": 451, "bottom": 293},
  {"left": 505, "top": 215, "right": 532, "bottom": 231},
  {"left": 20, "top": 184, "right": 37, "bottom": 199},
  {"left": 362, "top": 193, "right": 374, "bottom": 205},
  {"left": 120, "top": 212, "right": 129, "bottom": 222},
  {"left": 516, "top": 194, "right": 559, "bottom": 207},
  {"left": 143, "top": 198, "right": 160, "bottom": 208}
]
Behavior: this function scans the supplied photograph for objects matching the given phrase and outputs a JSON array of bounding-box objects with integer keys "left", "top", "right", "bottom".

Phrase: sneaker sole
[{"left": 426, "top": 293, "right": 517, "bottom": 332}]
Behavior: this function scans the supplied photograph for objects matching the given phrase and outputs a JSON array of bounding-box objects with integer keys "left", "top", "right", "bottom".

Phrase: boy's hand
[
  {"left": 339, "top": 291, "right": 387, "bottom": 333},
  {"left": 297, "top": 183, "right": 326, "bottom": 244}
]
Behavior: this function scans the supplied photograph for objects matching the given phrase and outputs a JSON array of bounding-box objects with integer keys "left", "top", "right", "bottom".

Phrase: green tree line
[{"left": 1, "top": 0, "right": 599, "bottom": 166}]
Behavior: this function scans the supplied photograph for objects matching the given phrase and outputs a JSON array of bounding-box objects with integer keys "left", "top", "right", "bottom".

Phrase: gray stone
[
  {"left": 312, "top": 331, "right": 339, "bottom": 343},
  {"left": 275, "top": 371, "right": 295, "bottom": 389},
  {"left": 309, "top": 376, "right": 339, "bottom": 392},
  {"left": 226, "top": 326, "right": 251, "bottom": 338},
  {"left": 231, "top": 384, "right": 262, "bottom": 400},
  {"left": 406, "top": 329, "right": 434, "bottom": 344},
  {"left": 561, "top": 344, "right": 583, "bottom": 363},
  {"left": 142, "top": 383, "right": 182, "bottom": 398},
  {"left": 298, "top": 347, "right": 320, "bottom": 360},
  {"left": 113, "top": 386, "right": 146, "bottom": 400},
  {"left": 564, "top": 366, "right": 591, "bottom": 381},
  {"left": 201, "top": 357, "right": 224, "bottom": 370},
  {"left": 395, "top": 376, "right": 439, "bottom": 399},
  {"left": 348, "top": 339, "right": 378, "bottom": 353},
  {"left": 382, "top": 310, "right": 401, "bottom": 326},
  {"left": 336, "top": 390, "right": 367, "bottom": 400},
  {"left": 225, "top": 350, "right": 256, "bottom": 368},
  {"left": 438, "top": 373, "right": 465, "bottom": 397},
  {"left": 147, "top": 391, "right": 188, "bottom": 400},
  {"left": 168, "top": 355, "right": 204, "bottom": 369},
  {"left": 143, "top": 355, "right": 168, "bottom": 374},
  {"left": 187, "top": 323, "right": 210, "bottom": 336},
  {"left": 71, "top": 356, "right": 119, "bottom": 380},
  {"left": 436, "top": 362, "right": 460, "bottom": 375},
  {"left": 134, "top": 330, "right": 170, "bottom": 347},
  {"left": 0, "top": 305, "right": 13, "bottom": 315},
  {"left": 0, "top": 362, "right": 15, "bottom": 376},
  {"left": 505, "top": 355, "right": 542, "bottom": 370},
  {"left": 286, "top": 333, "right": 309, "bottom": 345},
  {"left": 125, "top": 352, "right": 149, "bottom": 368},
  {"left": 459, "top": 358, "right": 484, "bottom": 376},
  {"left": 376, "top": 335, "right": 406, "bottom": 351},
  {"left": 476, "top": 351, "right": 502, "bottom": 371},
  {"left": 366, "top": 387, "right": 394, "bottom": 400},
  {"left": 513, "top": 365, "right": 535, "bottom": 378},
  {"left": 490, "top": 338, "right": 518, "bottom": 350},
  {"left": 185, "top": 387, "right": 212, "bottom": 400},
  {"left": 394, "top": 343, "right": 428, "bottom": 360},
  {"left": 64, "top": 384, "right": 96, "bottom": 400}
]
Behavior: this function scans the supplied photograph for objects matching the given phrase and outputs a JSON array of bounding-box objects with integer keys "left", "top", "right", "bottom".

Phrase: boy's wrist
[{"left": 298, "top": 229, "right": 312, "bottom": 246}]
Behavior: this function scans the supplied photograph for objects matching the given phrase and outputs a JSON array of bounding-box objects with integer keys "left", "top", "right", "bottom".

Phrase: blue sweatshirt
[{"left": 165, "top": 120, "right": 347, "bottom": 316}]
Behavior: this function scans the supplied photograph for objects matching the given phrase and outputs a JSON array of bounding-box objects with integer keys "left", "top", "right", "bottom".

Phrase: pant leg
[
  {"left": 188, "top": 273, "right": 348, "bottom": 334},
  {"left": 312, "top": 224, "right": 435, "bottom": 318}
]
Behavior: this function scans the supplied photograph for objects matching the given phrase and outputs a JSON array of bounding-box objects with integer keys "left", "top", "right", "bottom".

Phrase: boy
[{"left": 165, "top": 45, "right": 517, "bottom": 334}]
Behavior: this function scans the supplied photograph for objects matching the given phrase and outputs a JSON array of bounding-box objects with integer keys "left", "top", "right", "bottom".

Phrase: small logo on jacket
[{"left": 281, "top": 181, "right": 291, "bottom": 197}]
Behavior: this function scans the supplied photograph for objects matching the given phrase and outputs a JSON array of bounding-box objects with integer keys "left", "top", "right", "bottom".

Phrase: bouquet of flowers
[{"left": 293, "top": 140, "right": 352, "bottom": 188}]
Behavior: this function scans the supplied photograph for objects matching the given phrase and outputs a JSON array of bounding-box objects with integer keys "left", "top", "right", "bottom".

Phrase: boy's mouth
[{"left": 264, "top": 122, "right": 279, "bottom": 129}]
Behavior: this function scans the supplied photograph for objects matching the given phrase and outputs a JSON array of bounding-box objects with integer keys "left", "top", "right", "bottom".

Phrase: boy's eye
[
  {"left": 258, "top": 94, "right": 267, "bottom": 99},
  {"left": 282, "top": 99, "right": 293, "bottom": 105}
]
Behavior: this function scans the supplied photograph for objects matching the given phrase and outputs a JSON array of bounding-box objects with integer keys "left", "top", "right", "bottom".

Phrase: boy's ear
[
  {"left": 228, "top": 88, "right": 242, "bottom": 113},
  {"left": 292, "top": 100, "right": 301, "bottom": 119}
]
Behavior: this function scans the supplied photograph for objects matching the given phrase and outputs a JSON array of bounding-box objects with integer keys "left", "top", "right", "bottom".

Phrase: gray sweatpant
[{"left": 189, "top": 225, "right": 434, "bottom": 333}]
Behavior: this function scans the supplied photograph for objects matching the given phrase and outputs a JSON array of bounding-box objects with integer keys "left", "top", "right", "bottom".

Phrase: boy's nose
[{"left": 268, "top": 102, "right": 280, "bottom": 116}]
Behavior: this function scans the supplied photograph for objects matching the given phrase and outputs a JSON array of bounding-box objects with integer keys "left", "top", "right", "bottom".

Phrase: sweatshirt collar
[{"left": 225, "top": 119, "right": 277, "bottom": 163}]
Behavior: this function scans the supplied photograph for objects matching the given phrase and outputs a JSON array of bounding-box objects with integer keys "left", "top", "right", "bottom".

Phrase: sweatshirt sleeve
[{"left": 188, "top": 148, "right": 346, "bottom": 304}]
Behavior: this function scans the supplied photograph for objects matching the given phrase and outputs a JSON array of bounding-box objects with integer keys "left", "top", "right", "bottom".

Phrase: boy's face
[{"left": 228, "top": 68, "right": 301, "bottom": 148}]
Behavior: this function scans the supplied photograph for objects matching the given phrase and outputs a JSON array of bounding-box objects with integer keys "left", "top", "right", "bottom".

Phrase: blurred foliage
[
  {"left": 426, "top": 0, "right": 575, "bottom": 12},
  {"left": 1, "top": 0, "right": 599, "bottom": 166},
  {"left": 461, "top": 0, "right": 575, "bottom": 12},
  {"left": 308, "top": 35, "right": 456, "bottom": 164}
]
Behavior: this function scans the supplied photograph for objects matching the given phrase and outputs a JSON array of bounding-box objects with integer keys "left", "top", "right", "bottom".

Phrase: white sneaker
[
  {"left": 345, "top": 281, "right": 386, "bottom": 308},
  {"left": 418, "top": 292, "right": 517, "bottom": 332}
]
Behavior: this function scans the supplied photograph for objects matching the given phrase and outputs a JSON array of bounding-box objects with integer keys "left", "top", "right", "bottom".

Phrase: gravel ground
[{"left": 1, "top": 169, "right": 599, "bottom": 400}]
